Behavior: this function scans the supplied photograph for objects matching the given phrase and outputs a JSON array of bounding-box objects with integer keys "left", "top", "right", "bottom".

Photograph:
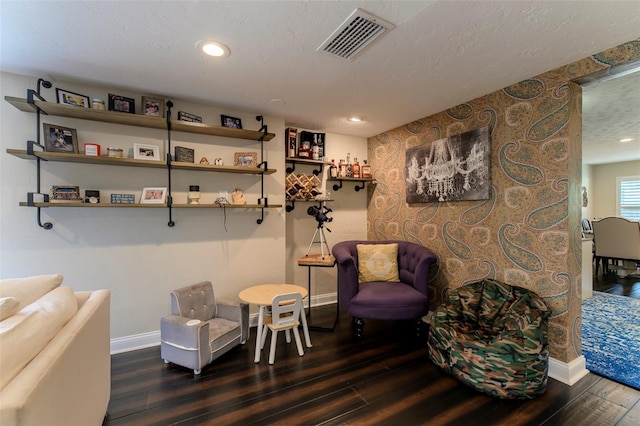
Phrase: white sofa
[{"left": 0, "top": 274, "right": 111, "bottom": 425}]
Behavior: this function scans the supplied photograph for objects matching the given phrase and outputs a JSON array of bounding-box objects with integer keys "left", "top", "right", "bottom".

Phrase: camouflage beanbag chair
[{"left": 427, "top": 278, "right": 551, "bottom": 399}]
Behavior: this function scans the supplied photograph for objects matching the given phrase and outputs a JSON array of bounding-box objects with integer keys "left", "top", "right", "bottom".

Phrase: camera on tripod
[{"left": 307, "top": 205, "right": 333, "bottom": 225}]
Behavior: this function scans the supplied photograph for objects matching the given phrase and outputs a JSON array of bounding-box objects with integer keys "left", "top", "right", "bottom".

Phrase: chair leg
[
  {"left": 352, "top": 317, "right": 364, "bottom": 338},
  {"left": 415, "top": 318, "right": 424, "bottom": 337},
  {"left": 269, "top": 330, "right": 278, "bottom": 365},
  {"left": 292, "top": 327, "right": 304, "bottom": 357},
  {"left": 260, "top": 324, "right": 268, "bottom": 350},
  {"left": 285, "top": 329, "right": 291, "bottom": 343}
]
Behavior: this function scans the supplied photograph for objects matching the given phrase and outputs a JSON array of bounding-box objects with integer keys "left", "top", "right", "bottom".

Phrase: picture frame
[
  {"left": 174, "top": 146, "right": 195, "bottom": 163},
  {"left": 140, "top": 187, "right": 167, "bottom": 204},
  {"left": 405, "top": 126, "right": 490, "bottom": 203},
  {"left": 221, "top": 115, "right": 242, "bottom": 129},
  {"left": 55, "top": 88, "right": 90, "bottom": 108},
  {"left": 234, "top": 152, "right": 257, "bottom": 167},
  {"left": 43, "top": 123, "right": 79, "bottom": 153},
  {"left": 178, "top": 111, "right": 203, "bottom": 123},
  {"left": 108, "top": 93, "right": 136, "bottom": 114},
  {"left": 133, "top": 143, "right": 160, "bottom": 160},
  {"left": 141, "top": 96, "right": 165, "bottom": 118},
  {"left": 51, "top": 185, "right": 81, "bottom": 203}
]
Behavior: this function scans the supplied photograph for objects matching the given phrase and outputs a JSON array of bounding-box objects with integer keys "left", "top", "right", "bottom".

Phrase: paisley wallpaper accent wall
[{"left": 367, "top": 40, "right": 640, "bottom": 363}]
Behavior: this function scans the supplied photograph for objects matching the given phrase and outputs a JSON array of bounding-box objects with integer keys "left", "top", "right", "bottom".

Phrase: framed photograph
[
  {"left": 51, "top": 185, "right": 81, "bottom": 203},
  {"left": 55, "top": 88, "right": 90, "bottom": 108},
  {"left": 141, "top": 96, "right": 165, "bottom": 118},
  {"left": 174, "top": 146, "right": 194, "bottom": 163},
  {"left": 405, "top": 126, "right": 490, "bottom": 203},
  {"left": 178, "top": 111, "right": 203, "bottom": 123},
  {"left": 43, "top": 123, "right": 79, "bottom": 153},
  {"left": 108, "top": 93, "right": 136, "bottom": 114},
  {"left": 140, "top": 187, "right": 167, "bottom": 204},
  {"left": 234, "top": 152, "right": 257, "bottom": 167},
  {"left": 133, "top": 143, "right": 160, "bottom": 160},
  {"left": 221, "top": 115, "right": 242, "bottom": 129}
]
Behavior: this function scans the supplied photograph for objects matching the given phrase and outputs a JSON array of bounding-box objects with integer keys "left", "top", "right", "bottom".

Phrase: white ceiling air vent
[{"left": 317, "top": 8, "right": 395, "bottom": 60}]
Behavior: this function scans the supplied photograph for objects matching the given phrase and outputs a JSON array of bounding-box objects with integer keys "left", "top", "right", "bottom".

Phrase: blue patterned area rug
[{"left": 582, "top": 292, "right": 640, "bottom": 390}]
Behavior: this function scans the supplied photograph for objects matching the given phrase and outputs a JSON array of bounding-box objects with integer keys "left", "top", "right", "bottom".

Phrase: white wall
[
  {"left": 285, "top": 132, "right": 369, "bottom": 301},
  {"left": 0, "top": 72, "right": 289, "bottom": 347},
  {"left": 591, "top": 160, "right": 640, "bottom": 218}
]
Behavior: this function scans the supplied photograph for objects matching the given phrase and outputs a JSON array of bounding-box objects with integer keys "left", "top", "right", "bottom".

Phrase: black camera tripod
[{"left": 304, "top": 204, "right": 332, "bottom": 259}]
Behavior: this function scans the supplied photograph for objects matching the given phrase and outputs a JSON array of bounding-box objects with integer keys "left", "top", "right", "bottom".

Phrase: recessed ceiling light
[
  {"left": 347, "top": 116, "right": 366, "bottom": 123},
  {"left": 196, "top": 40, "right": 230, "bottom": 58},
  {"left": 619, "top": 138, "right": 635, "bottom": 142}
]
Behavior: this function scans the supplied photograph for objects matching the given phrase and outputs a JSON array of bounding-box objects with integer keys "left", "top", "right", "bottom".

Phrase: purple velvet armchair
[{"left": 332, "top": 240, "right": 438, "bottom": 337}]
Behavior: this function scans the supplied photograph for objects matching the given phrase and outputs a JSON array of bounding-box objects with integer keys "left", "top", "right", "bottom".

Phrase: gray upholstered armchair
[
  {"left": 332, "top": 240, "right": 438, "bottom": 337},
  {"left": 160, "top": 281, "right": 249, "bottom": 375}
]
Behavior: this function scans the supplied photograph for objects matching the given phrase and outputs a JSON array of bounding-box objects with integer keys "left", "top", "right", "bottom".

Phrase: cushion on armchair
[
  {"left": 427, "top": 279, "right": 550, "bottom": 399},
  {"left": 356, "top": 243, "right": 400, "bottom": 283}
]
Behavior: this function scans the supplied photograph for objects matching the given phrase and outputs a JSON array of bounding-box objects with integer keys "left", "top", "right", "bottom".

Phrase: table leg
[
  {"left": 254, "top": 305, "right": 265, "bottom": 363},
  {"left": 299, "top": 306, "right": 313, "bottom": 348}
]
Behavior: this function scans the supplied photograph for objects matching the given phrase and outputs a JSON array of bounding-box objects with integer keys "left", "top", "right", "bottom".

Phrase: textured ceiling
[
  {"left": 582, "top": 70, "right": 640, "bottom": 165},
  {"left": 1, "top": 1, "right": 639, "bottom": 164}
]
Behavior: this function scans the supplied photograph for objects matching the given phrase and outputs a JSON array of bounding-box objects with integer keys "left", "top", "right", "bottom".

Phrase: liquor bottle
[
  {"left": 361, "top": 159, "right": 371, "bottom": 178},
  {"left": 312, "top": 134, "right": 320, "bottom": 160},
  {"left": 286, "top": 127, "right": 297, "bottom": 158},
  {"left": 352, "top": 157, "right": 361, "bottom": 178},
  {"left": 346, "top": 153, "right": 352, "bottom": 177},
  {"left": 339, "top": 159, "right": 347, "bottom": 178},
  {"left": 299, "top": 139, "right": 310, "bottom": 158},
  {"left": 330, "top": 159, "right": 338, "bottom": 178}
]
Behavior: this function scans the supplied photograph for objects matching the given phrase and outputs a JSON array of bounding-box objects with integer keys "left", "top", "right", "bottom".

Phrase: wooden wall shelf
[
  {"left": 6, "top": 149, "right": 276, "bottom": 175},
  {"left": 5, "top": 96, "right": 276, "bottom": 141}
]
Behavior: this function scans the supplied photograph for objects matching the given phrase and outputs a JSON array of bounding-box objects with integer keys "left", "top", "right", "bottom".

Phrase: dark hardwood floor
[
  {"left": 593, "top": 265, "right": 640, "bottom": 299},
  {"left": 104, "top": 277, "right": 640, "bottom": 426}
]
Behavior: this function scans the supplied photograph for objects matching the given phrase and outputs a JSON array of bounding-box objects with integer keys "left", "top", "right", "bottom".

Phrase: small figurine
[
  {"left": 231, "top": 188, "right": 246, "bottom": 205},
  {"left": 214, "top": 158, "right": 223, "bottom": 165},
  {"left": 199, "top": 156, "right": 209, "bottom": 165}
]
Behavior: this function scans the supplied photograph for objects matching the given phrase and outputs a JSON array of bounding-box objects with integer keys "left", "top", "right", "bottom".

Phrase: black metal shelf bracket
[
  {"left": 166, "top": 100, "right": 175, "bottom": 227},
  {"left": 26, "top": 80, "right": 54, "bottom": 229},
  {"left": 285, "top": 159, "right": 323, "bottom": 175},
  {"left": 331, "top": 179, "right": 369, "bottom": 192},
  {"left": 255, "top": 115, "right": 268, "bottom": 225}
]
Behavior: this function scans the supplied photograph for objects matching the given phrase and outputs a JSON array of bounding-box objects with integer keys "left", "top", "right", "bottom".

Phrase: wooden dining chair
[{"left": 260, "top": 292, "right": 304, "bottom": 364}]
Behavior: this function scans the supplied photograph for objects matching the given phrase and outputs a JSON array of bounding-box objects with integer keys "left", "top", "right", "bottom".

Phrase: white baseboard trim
[
  {"left": 548, "top": 355, "right": 590, "bottom": 386},
  {"left": 111, "top": 331, "right": 160, "bottom": 354},
  {"left": 111, "top": 294, "right": 338, "bottom": 354}
]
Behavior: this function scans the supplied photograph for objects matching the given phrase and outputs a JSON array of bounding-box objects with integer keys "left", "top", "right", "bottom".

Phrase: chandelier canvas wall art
[{"left": 405, "top": 126, "right": 490, "bottom": 203}]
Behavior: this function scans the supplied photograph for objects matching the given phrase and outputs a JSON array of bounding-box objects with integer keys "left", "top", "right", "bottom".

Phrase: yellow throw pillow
[{"left": 357, "top": 243, "right": 400, "bottom": 283}]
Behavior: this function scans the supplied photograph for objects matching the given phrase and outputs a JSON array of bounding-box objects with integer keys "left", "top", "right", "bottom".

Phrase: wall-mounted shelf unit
[
  {"left": 5, "top": 96, "right": 276, "bottom": 141},
  {"left": 19, "top": 202, "right": 275, "bottom": 209},
  {"left": 285, "top": 198, "right": 333, "bottom": 212},
  {"left": 6, "top": 86, "right": 279, "bottom": 229},
  {"left": 328, "top": 177, "right": 374, "bottom": 192},
  {"left": 285, "top": 157, "right": 331, "bottom": 175},
  {"left": 6, "top": 149, "right": 277, "bottom": 174}
]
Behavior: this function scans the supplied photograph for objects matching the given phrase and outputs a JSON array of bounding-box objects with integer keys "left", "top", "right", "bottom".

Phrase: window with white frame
[{"left": 617, "top": 176, "right": 640, "bottom": 220}]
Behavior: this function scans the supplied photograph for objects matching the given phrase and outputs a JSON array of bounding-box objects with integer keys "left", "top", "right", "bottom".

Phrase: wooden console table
[{"left": 298, "top": 253, "right": 338, "bottom": 332}]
